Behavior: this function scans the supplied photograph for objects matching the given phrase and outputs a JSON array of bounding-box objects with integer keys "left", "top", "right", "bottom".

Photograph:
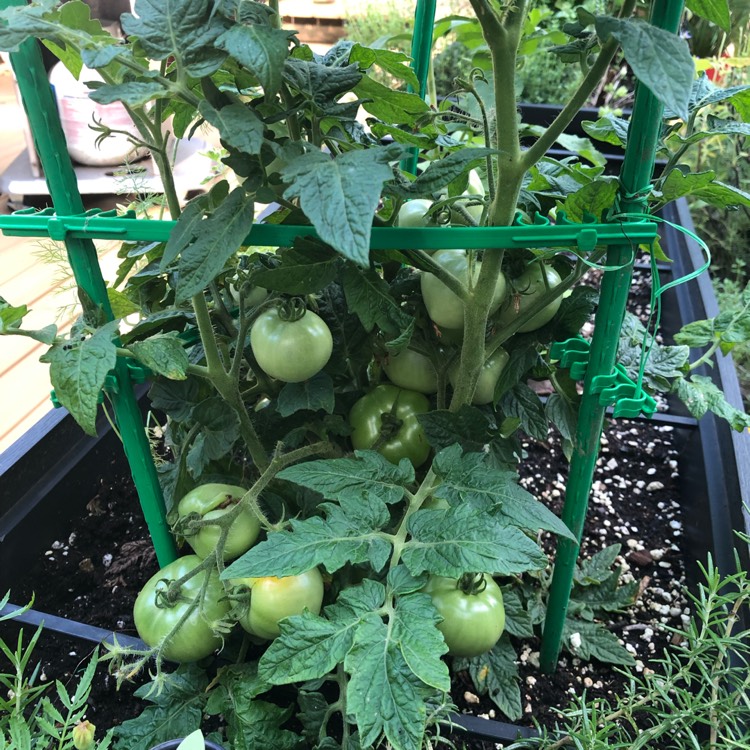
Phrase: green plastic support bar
[
  {"left": 540, "top": 0, "right": 686, "bottom": 673},
  {"left": 402, "top": 0, "right": 437, "bottom": 176},
  {"left": 0, "top": 207, "right": 658, "bottom": 252},
  {"left": 1, "top": 0, "right": 177, "bottom": 567}
]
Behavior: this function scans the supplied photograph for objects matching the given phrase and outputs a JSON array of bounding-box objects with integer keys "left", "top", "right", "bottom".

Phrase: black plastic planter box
[{"left": 1, "top": 198, "right": 749, "bottom": 746}]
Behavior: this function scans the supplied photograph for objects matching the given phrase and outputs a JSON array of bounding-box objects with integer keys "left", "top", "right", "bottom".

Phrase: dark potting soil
[{"left": 0, "top": 415, "right": 688, "bottom": 749}]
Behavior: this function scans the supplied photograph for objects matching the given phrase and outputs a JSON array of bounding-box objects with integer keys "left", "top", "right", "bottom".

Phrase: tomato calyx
[
  {"left": 372, "top": 410, "right": 404, "bottom": 450},
  {"left": 154, "top": 577, "right": 194, "bottom": 608},
  {"left": 457, "top": 572, "right": 488, "bottom": 596},
  {"left": 276, "top": 296, "right": 309, "bottom": 323}
]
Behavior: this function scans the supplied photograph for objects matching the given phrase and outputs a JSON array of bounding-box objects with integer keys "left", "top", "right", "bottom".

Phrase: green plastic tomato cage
[{"left": 0, "top": 0, "right": 685, "bottom": 673}]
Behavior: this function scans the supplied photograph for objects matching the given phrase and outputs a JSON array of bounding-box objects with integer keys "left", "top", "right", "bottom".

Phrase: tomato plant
[
  {"left": 133, "top": 555, "right": 230, "bottom": 663},
  {"left": 423, "top": 574, "right": 506, "bottom": 657},
  {"left": 4, "top": 1, "right": 750, "bottom": 748},
  {"left": 232, "top": 568, "right": 324, "bottom": 639},
  {"left": 175, "top": 483, "right": 260, "bottom": 561},
  {"left": 349, "top": 384, "right": 431, "bottom": 467}
]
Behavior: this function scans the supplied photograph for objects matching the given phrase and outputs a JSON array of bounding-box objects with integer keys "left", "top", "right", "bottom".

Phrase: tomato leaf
[
  {"left": 550, "top": 286, "right": 598, "bottom": 340},
  {"left": 282, "top": 146, "right": 404, "bottom": 266},
  {"left": 222, "top": 505, "right": 393, "bottom": 579},
  {"left": 557, "top": 177, "right": 618, "bottom": 222},
  {"left": 349, "top": 44, "right": 419, "bottom": 89},
  {"left": 88, "top": 79, "right": 169, "bottom": 106},
  {"left": 215, "top": 24, "right": 294, "bottom": 97},
  {"left": 500, "top": 588, "right": 535, "bottom": 639},
  {"left": 175, "top": 188, "right": 255, "bottom": 302},
  {"left": 563, "top": 618, "right": 635, "bottom": 665},
  {"left": 40, "top": 321, "right": 118, "bottom": 436},
  {"left": 129, "top": 333, "right": 189, "bottom": 380},
  {"left": 493, "top": 341, "right": 541, "bottom": 400},
  {"left": 121, "top": 0, "right": 227, "bottom": 78},
  {"left": 186, "top": 397, "right": 240, "bottom": 477},
  {"left": 259, "top": 580, "right": 385, "bottom": 684},
  {"left": 342, "top": 264, "right": 411, "bottom": 336},
  {"left": 433, "top": 446, "right": 573, "bottom": 539},
  {"left": 276, "top": 372, "right": 335, "bottom": 417},
  {"left": 277, "top": 451, "right": 412, "bottom": 506},
  {"left": 397, "top": 148, "right": 498, "bottom": 198},
  {"left": 582, "top": 115, "right": 630, "bottom": 147},
  {"left": 456, "top": 636, "right": 522, "bottom": 721},
  {"left": 283, "top": 58, "right": 363, "bottom": 108},
  {"left": 672, "top": 375, "right": 750, "bottom": 431},
  {"left": 686, "top": 0, "right": 731, "bottom": 33},
  {"left": 403, "top": 505, "right": 548, "bottom": 578},
  {"left": 545, "top": 392, "right": 578, "bottom": 442},
  {"left": 354, "top": 76, "right": 430, "bottom": 127},
  {"left": 198, "top": 101, "right": 265, "bottom": 155},
  {"left": 148, "top": 378, "right": 204, "bottom": 422},
  {"left": 112, "top": 665, "right": 208, "bottom": 750},
  {"left": 595, "top": 16, "right": 694, "bottom": 121},
  {"left": 498, "top": 383, "right": 548, "bottom": 441},
  {"left": 345, "top": 615, "right": 427, "bottom": 750},
  {"left": 418, "top": 405, "right": 494, "bottom": 453},
  {"left": 251, "top": 243, "right": 340, "bottom": 295}
]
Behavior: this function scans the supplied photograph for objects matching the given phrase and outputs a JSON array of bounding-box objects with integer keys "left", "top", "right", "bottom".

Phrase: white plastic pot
[{"left": 49, "top": 61, "right": 148, "bottom": 167}]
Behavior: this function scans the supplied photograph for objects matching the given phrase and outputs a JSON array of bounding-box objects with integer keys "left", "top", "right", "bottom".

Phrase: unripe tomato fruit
[
  {"left": 383, "top": 347, "right": 438, "bottom": 394},
  {"left": 448, "top": 347, "right": 509, "bottom": 405},
  {"left": 250, "top": 308, "right": 333, "bottom": 382},
  {"left": 349, "top": 384, "right": 431, "bottom": 467},
  {"left": 496, "top": 262, "right": 563, "bottom": 332},
  {"left": 397, "top": 199, "right": 434, "bottom": 227},
  {"left": 421, "top": 249, "right": 507, "bottom": 329},
  {"left": 232, "top": 568, "right": 324, "bottom": 639},
  {"left": 134, "top": 555, "right": 230, "bottom": 662},
  {"left": 424, "top": 574, "right": 505, "bottom": 657},
  {"left": 176, "top": 483, "right": 260, "bottom": 561}
]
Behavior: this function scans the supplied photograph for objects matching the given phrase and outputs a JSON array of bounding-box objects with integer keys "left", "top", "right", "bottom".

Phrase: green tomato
[
  {"left": 228, "top": 278, "right": 268, "bottom": 308},
  {"left": 420, "top": 249, "right": 507, "bottom": 329},
  {"left": 496, "top": 262, "right": 563, "bottom": 333},
  {"left": 349, "top": 384, "right": 431, "bottom": 467},
  {"left": 383, "top": 348, "right": 438, "bottom": 394},
  {"left": 233, "top": 569, "right": 324, "bottom": 640},
  {"left": 466, "top": 168, "right": 485, "bottom": 196},
  {"left": 134, "top": 555, "right": 230, "bottom": 662},
  {"left": 250, "top": 308, "right": 333, "bottom": 382},
  {"left": 448, "top": 347, "right": 509, "bottom": 405},
  {"left": 397, "top": 199, "right": 434, "bottom": 227},
  {"left": 424, "top": 574, "right": 505, "bottom": 657},
  {"left": 176, "top": 483, "right": 260, "bottom": 561}
]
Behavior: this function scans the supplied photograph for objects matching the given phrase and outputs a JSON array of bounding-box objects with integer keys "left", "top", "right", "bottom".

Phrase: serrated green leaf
[
  {"left": 551, "top": 286, "right": 598, "bottom": 339},
  {"left": 284, "top": 58, "right": 363, "bottom": 106},
  {"left": 259, "top": 580, "right": 385, "bottom": 684},
  {"left": 494, "top": 342, "right": 540, "bottom": 400},
  {"left": 277, "top": 451, "right": 412, "bottom": 506},
  {"left": 88, "top": 80, "right": 169, "bottom": 106},
  {"left": 418, "top": 405, "right": 493, "bottom": 453},
  {"left": 342, "top": 264, "right": 410, "bottom": 336},
  {"left": 500, "top": 588, "right": 534, "bottom": 639},
  {"left": 186, "top": 397, "right": 240, "bottom": 476},
  {"left": 199, "top": 101, "right": 265, "bottom": 157},
  {"left": 595, "top": 16, "right": 694, "bottom": 120},
  {"left": 129, "top": 333, "right": 189, "bottom": 380},
  {"left": 222, "top": 504, "right": 393, "bottom": 579},
  {"left": 388, "top": 566, "right": 427, "bottom": 596},
  {"left": 392, "top": 592, "right": 450, "bottom": 691},
  {"left": 251, "top": 244, "right": 340, "bottom": 295},
  {"left": 350, "top": 44, "right": 419, "bottom": 89},
  {"left": 0, "top": 1, "right": 62, "bottom": 52},
  {"left": 40, "top": 321, "right": 118, "bottom": 435},
  {"left": 277, "top": 372, "right": 335, "bottom": 417},
  {"left": 216, "top": 24, "right": 293, "bottom": 96},
  {"left": 432, "top": 446, "right": 573, "bottom": 539},
  {"left": 345, "top": 616, "right": 427, "bottom": 750},
  {"left": 282, "top": 146, "right": 404, "bottom": 266},
  {"left": 176, "top": 188, "right": 255, "bottom": 302},
  {"left": 563, "top": 618, "right": 635, "bottom": 665},
  {"left": 121, "top": 0, "right": 227, "bottom": 77},
  {"left": 354, "top": 76, "right": 429, "bottom": 127},
  {"left": 545, "top": 393, "right": 578, "bottom": 442},
  {"left": 581, "top": 115, "right": 630, "bottom": 147},
  {"left": 558, "top": 177, "right": 618, "bottom": 222},
  {"left": 403, "top": 505, "right": 548, "bottom": 578},
  {"left": 457, "top": 636, "right": 522, "bottom": 721},
  {"left": 499, "top": 383, "right": 548, "bottom": 441},
  {"left": 686, "top": 0, "right": 731, "bottom": 33},
  {"left": 402, "top": 148, "right": 497, "bottom": 197},
  {"left": 673, "top": 375, "right": 750, "bottom": 431},
  {"left": 575, "top": 544, "right": 621, "bottom": 586}
]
